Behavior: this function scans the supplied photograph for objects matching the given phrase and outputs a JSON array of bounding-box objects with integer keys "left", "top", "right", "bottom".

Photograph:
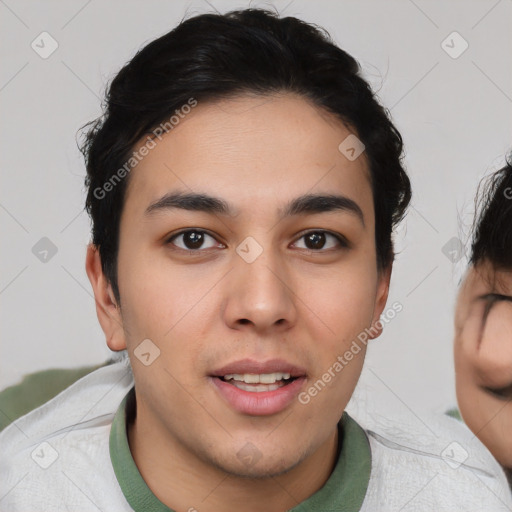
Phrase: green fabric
[
  {"left": 110, "top": 387, "right": 371, "bottom": 511},
  {"left": 0, "top": 363, "right": 107, "bottom": 432},
  {"left": 445, "top": 407, "right": 463, "bottom": 422}
]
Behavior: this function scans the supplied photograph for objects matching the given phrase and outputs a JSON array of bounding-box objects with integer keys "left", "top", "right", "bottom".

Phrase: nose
[{"left": 222, "top": 242, "right": 298, "bottom": 335}]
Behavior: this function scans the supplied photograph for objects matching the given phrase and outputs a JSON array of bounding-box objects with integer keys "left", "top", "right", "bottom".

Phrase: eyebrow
[
  {"left": 473, "top": 292, "right": 512, "bottom": 306},
  {"left": 144, "top": 191, "right": 365, "bottom": 225},
  {"left": 477, "top": 293, "right": 512, "bottom": 317},
  {"left": 475, "top": 293, "right": 512, "bottom": 348}
]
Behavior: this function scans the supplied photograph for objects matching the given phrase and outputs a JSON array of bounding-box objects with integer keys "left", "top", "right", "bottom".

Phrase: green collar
[{"left": 110, "top": 387, "right": 371, "bottom": 511}]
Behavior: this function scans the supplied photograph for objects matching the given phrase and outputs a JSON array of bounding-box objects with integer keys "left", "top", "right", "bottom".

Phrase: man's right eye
[{"left": 166, "top": 229, "right": 224, "bottom": 252}]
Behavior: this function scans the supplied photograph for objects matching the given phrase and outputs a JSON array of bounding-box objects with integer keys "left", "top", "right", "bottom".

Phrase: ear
[
  {"left": 368, "top": 263, "right": 392, "bottom": 340},
  {"left": 85, "top": 243, "right": 127, "bottom": 351}
]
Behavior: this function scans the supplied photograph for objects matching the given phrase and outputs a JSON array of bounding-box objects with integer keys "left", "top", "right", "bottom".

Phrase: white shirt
[{"left": 1, "top": 354, "right": 511, "bottom": 511}]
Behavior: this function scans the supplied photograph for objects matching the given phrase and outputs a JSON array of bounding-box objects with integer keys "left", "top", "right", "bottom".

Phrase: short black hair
[
  {"left": 80, "top": 8, "right": 411, "bottom": 304},
  {"left": 470, "top": 154, "right": 512, "bottom": 270}
]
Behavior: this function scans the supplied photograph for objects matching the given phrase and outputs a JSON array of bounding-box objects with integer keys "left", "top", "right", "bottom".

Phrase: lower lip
[{"left": 210, "top": 377, "right": 306, "bottom": 416}]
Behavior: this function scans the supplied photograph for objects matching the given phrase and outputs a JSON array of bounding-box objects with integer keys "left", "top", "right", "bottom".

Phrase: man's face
[
  {"left": 454, "top": 260, "right": 512, "bottom": 468},
  {"left": 98, "top": 93, "right": 389, "bottom": 477}
]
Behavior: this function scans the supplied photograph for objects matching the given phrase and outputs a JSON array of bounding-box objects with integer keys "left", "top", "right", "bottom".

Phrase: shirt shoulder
[
  {"left": 356, "top": 409, "right": 512, "bottom": 511},
  {"left": 0, "top": 356, "right": 135, "bottom": 512},
  {"left": 0, "top": 363, "right": 106, "bottom": 432}
]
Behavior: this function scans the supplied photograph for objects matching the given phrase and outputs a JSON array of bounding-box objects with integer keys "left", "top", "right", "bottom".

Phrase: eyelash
[
  {"left": 482, "top": 293, "right": 512, "bottom": 303},
  {"left": 482, "top": 384, "right": 512, "bottom": 401},
  {"left": 165, "top": 229, "right": 349, "bottom": 254}
]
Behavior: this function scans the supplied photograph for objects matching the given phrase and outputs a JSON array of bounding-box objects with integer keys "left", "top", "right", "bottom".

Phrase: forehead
[
  {"left": 123, "top": 93, "right": 374, "bottom": 222},
  {"left": 467, "top": 263, "right": 512, "bottom": 292}
]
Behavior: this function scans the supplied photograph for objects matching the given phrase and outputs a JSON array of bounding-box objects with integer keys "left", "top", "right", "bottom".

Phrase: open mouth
[
  {"left": 209, "top": 359, "right": 307, "bottom": 414},
  {"left": 210, "top": 363, "right": 306, "bottom": 415},
  {"left": 220, "top": 372, "right": 297, "bottom": 393}
]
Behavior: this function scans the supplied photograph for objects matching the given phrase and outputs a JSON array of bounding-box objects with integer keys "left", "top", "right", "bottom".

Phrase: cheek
[
  {"left": 454, "top": 306, "right": 483, "bottom": 377},
  {"left": 477, "top": 305, "right": 512, "bottom": 385},
  {"left": 454, "top": 333, "right": 469, "bottom": 381},
  {"left": 455, "top": 304, "right": 512, "bottom": 388},
  {"left": 117, "top": 247, "right": 211, "bottom": 339},
  {"left": 295, "top": 270, "right": 376, "bottom": 394},
  {"left": 307, "top": 268, "right": 377, "bottom": 333},
  {"left": 455, "top": 349, "right": 512, "bottom": 466},
  {"left": 454, "top": 364, "right": 475, "bottom": 426},
  {"left": 454, "top": 328, "right": 482, "bottom": 425},
  {"left": 463, "top": 392, "right": 512, "bottom": 468}
]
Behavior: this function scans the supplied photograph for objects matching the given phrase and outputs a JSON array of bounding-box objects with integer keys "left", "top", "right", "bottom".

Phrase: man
[
  {"left": 1, "top": 8, "right": 510, "bottom": 511},
  {"left": 454, "top": 156, "right": 512, "bottom": 488}
]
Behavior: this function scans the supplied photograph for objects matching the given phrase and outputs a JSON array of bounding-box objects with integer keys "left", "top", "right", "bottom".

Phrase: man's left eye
[{"left": 293, "top": 231, "right": 347, "bottom": 251}]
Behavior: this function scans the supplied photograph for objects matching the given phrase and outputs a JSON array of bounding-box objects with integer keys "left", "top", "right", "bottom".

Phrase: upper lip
[{"left": 210, "top": 358, "right": 307, "bottom": 378}]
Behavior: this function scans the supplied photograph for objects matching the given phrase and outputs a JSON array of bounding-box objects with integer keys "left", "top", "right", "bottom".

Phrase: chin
[{"left": 209, "top": 448, "right": 305, "bottom": 480}]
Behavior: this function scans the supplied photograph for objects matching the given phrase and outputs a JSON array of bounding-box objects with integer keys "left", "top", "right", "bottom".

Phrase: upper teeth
[{"left": 223, "top": 372, "right": 291, "bottom": 384}]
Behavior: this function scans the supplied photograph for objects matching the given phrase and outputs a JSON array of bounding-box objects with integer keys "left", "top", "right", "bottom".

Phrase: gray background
[{"left": 1, "top": 0, "right": 511, "bottom": 418}]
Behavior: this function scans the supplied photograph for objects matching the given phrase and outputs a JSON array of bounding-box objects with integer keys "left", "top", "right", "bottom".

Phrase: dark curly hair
[
  {"left": 80, "top": 8, "right": 411, "bottom": 304},
  {"left": 470, "top": 154, "right": 512, "bottom": 270}
]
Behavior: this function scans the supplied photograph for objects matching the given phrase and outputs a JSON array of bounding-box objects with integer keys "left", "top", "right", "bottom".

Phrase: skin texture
[
  {"left": 86, "top": 93, "right": 391, "bottom": 512},
  {"left": 454, "top": 260, "right": 512, "bottom": 480}
]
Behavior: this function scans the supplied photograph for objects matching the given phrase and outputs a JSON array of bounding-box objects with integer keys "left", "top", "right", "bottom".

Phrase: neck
[{"left": 127, "top": 404, "right": 340, "bottom": 512}]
